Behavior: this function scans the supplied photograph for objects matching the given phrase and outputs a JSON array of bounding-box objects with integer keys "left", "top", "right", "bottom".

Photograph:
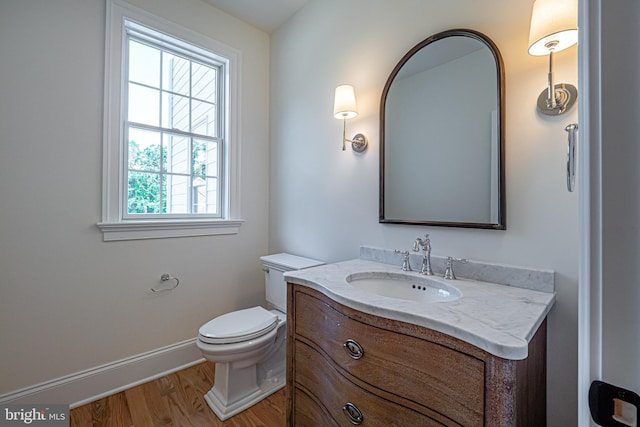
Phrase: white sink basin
[{"left": 346, "top": 272, "right": 461, "bottom": 303}]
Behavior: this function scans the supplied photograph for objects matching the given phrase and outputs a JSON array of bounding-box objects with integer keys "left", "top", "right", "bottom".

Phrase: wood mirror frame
[{"left": 380, "top": 29, "right": 506, "bottom": 229}]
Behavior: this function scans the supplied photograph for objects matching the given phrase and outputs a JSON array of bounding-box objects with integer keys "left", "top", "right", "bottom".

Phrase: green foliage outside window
[
  {"left": 127, "top": 140, "right": 209, "bottom": 214},
  {"left": 127, "top": 140, "right": 165, "bottom": 214}
]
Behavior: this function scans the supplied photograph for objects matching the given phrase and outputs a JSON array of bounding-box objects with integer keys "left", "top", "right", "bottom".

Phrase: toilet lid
[{"left": 198, "top": 306, "right": 279, "bottom": 344}]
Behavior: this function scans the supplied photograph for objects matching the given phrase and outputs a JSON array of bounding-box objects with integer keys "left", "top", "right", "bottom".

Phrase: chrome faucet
[
  {"left": 412, "top": 234, "right": 433, "bottom": 276},
  {"left": 443, "top": 256, "right": 468, "bottom": 280},
  {"left": 394, "top": 250, "right": 412, "bottom": 271}
]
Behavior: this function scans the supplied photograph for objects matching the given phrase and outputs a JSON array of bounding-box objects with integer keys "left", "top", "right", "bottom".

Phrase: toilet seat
[{"left": 199, "top": 306, "right": 278, "bottom": 344}]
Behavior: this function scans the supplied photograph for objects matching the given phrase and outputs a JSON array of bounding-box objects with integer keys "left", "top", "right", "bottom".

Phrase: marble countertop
[{"left": 284, "top": 258, "right": 555, "bottom": 360}]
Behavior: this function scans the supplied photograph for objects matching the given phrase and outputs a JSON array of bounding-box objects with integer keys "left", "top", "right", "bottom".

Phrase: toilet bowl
[{"left": 196, "top": 253, "right": 323, "bottom": 421}]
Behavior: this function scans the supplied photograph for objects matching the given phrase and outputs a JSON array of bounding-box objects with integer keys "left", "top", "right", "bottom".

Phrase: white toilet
[{"left": 196, "top": 253, "right": 323, "bottom": 421}]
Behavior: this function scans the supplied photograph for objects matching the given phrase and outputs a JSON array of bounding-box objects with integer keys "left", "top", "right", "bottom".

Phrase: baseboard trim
[{"left": 0, "top": 338, "right": 204, "bottom": 408}]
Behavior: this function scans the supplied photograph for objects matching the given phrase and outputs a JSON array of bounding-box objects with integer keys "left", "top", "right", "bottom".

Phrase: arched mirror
[{"left": 380, "top": 29, "right": 505, "bottom": 229}]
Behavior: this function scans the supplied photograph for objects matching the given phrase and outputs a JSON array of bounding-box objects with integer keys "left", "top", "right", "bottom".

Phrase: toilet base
[
  {"left": 204, "top": 368, "right": 285, "bottom": 421},
  {"left": 198, "top": 309, "right": 288, "bottom": 421}
]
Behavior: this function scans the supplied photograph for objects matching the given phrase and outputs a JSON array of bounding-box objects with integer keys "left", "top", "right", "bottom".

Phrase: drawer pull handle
[
  {"left": 344, "top": 339, "right": 364, "bottom": 359},
  {"left": 343, "top": 402, "right": 364, "bottom": 425}
]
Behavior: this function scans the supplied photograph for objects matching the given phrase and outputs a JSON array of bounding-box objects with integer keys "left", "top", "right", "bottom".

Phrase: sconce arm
[{"left": 341, "top": 118, "right": 367, "bottom": 152}]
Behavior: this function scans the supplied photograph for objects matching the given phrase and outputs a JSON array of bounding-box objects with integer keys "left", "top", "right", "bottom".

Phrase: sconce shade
[
  {"left": 333, "top": 84, "right": 358, "bottom": 119},
  {"left": 528, "top": 0, "right": 578, "bottom": 56}
]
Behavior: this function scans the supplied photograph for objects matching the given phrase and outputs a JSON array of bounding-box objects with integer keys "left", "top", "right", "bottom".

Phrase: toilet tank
[{"left": 260, "top": 253, "right": 324, "bottom": 312}]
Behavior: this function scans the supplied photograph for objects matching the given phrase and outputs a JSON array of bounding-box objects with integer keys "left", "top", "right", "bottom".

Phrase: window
[
  {"left": 99, "top": 0, "right": 242, "bottom": 241},
  {"left": 125, "top": 27, "right": 222, "bottom": 217}
]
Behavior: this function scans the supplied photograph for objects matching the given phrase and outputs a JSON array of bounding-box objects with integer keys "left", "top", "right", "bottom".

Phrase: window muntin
[{"left": 123, "top": 22, "right": 224, "bottom": 218}]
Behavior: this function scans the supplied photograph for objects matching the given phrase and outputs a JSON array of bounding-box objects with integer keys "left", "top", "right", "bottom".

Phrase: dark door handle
[{"left": 589, "top": 380, "right": 640, "bottom": 426}]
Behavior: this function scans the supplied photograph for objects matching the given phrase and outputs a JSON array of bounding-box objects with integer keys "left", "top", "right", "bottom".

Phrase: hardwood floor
[{"left": 70, "top": 362, "right": 285, "bottom": 427}]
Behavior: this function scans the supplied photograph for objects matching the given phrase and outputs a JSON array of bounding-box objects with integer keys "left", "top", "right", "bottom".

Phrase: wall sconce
[
  {"left": 333, "top": 84, "right": 367, "bottom": 152},
  {"left": 528, "top": 0, "right": 578, "bottom": 115}
]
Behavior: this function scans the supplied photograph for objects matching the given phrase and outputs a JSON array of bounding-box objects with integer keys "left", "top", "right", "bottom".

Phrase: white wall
[
  {"left": 0, "top": 0, "right": 270, "bottom": 395},
  {"left": 270, "top": 0, "right": 579, "bottom": 425}
]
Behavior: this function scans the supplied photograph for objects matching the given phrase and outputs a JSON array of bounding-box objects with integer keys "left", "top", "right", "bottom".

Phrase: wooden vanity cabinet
[{"left": 286, "top": 284, "right": 547, "bottom": 427}]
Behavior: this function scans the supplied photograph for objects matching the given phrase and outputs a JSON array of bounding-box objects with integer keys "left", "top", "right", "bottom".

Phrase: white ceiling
[{"left": 201, "top": 0, "right": 308, "bottom": 33}]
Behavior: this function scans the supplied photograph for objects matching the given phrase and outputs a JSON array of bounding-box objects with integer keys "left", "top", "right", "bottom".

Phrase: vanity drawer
[
  {"left": 294, "top": 340, "right": 448, "bottom": 427},
  {"left": 292, "top": 386, "right": 339, "bottom": 427},
  {"left": 294, "top": 290, "right": 484, "bottom": 426}
]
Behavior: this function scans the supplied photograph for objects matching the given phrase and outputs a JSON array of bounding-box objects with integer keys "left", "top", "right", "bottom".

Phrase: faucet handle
[
  {"left": 394, "top": 250, "right": 412, "bottom": 271},
  {"left": 443, "top": 256, "right": 468, "bottom": 280}
]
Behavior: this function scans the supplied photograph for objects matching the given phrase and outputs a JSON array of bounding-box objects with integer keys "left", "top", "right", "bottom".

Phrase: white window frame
[{"left": 99, "top": 0, "right": 243, "bottom": 241}]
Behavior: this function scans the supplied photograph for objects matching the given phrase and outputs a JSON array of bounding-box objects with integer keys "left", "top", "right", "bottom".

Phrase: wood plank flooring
[{"left": 70, "top": 361, "right": 285, "bottom": 427}]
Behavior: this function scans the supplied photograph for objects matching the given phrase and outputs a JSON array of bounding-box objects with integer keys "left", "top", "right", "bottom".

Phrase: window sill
[{"left": 97, "top": 219, "right": 244, "bottom": 241}]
